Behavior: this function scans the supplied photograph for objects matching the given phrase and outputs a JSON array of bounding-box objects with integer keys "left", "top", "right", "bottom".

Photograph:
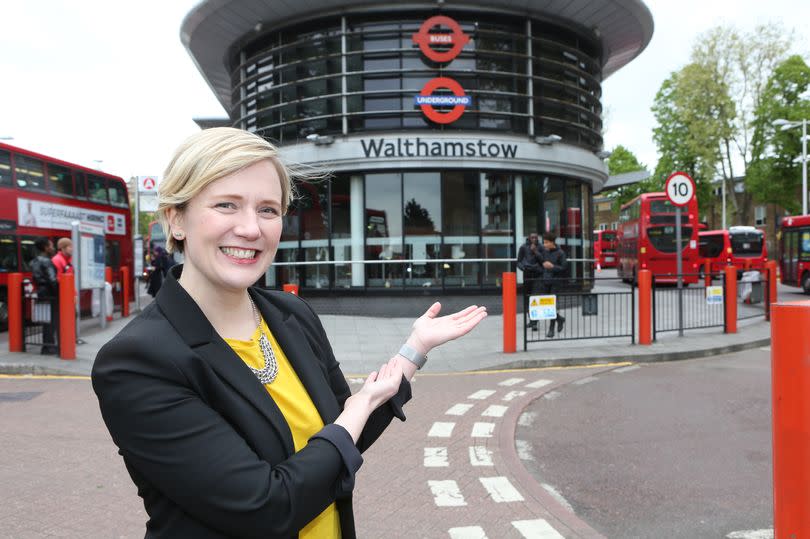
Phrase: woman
[
  {"left": 92, "top": 128, "right": 487, "bottom": 539},
  {"left": 146, "top": 246, "right": 169, "bottom": 297}
]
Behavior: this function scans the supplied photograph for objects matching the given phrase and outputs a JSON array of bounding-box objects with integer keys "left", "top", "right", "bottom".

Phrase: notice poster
[
  {"left": 529, "top": 295, "right": 557, "bottom": 320},
  {"left": 79, "top": 222, "right": 105, "bottom": 290},
  {"left": 706, "top": 286, "right": 724, "bottom": 305}
]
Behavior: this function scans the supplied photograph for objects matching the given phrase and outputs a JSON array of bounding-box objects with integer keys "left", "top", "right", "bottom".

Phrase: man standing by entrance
[
  {"left": 32, "top": 237, "right": 59, "bottom": 354},
  {"left": 518, "top": 232, "right": 542, "bottom": 331},
  {"left": 540, "top": 233, "right": 567, "bottom": 338}
]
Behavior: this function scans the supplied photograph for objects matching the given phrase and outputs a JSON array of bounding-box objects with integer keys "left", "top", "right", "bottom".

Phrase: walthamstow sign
[
  {"left": 412, "top": 15, "right": 470, "bottom": 124},
  {"left": 360, "top": 137, "right": 517, "bottom": 159}
]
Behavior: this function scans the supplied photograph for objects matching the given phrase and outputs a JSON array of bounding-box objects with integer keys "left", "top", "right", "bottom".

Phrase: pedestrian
[
  {"left": 146, "top": 245, "right": 169, "bottom": 297},
  {"left": 517, "top": 232, "right": 543, "bottom": 330},
  {"left": 91, "top": 127, "right": 487, "bottom": 539},
  {"left": 540, "top": 233, "right": 567, "bottom": 338},
  {"left": 31, "top": 237, "right": 59, "bottom": 354},
  {"left": 51, "top": 237, "right": 74, "bottom": 276}
]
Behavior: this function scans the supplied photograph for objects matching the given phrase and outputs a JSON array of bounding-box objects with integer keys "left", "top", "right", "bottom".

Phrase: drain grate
[{"left": 0, "top": 392, "right": 43, "bottom": 402}]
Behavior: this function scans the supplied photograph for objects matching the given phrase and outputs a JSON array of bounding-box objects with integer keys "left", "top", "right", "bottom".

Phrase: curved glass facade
[
  {"left": 231, "top": 12, "right": 603, "bottom": 151},
  {"left": 267, "top": 172, "right": 592, "bottom": 291}
]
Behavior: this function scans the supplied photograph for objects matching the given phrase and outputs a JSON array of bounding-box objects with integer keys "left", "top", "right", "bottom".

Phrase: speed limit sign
[{"left": 665, "top": 172, "right": 695, "bottom": 206}]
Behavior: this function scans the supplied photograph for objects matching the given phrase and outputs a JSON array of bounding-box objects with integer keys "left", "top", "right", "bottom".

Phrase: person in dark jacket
[
  {"left": 31, "top": 237, "right": 59, "bottom": 354},
  {"left": 517, "top": 232, "right": 543, "bottom": 330},
  {"left": 540, "top": 233, "right": 567, "bottom": 338},
  {"left": 146, "top": 246, "right": 170, "bottom": 297}
]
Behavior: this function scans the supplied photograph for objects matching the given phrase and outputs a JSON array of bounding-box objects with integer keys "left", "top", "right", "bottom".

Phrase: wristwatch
[{"left": 398, "top": 343, "right": 427, "bottom": 370}]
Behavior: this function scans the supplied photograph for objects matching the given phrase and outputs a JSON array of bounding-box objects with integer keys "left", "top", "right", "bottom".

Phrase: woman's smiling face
[{"left": 169, "top": 159, "right": 283, "bottom": 295}]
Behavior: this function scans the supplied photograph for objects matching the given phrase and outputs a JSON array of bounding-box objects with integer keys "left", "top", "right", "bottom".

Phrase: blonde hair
[{"left": 157, "top": 128, "right": 294, "bottom": 254}]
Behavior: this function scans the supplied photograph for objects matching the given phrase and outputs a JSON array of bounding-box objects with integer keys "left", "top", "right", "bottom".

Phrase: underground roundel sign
[
  {"left": 411, "top": 15, "right": 470, "bottom": 63},
  {"left": 414, "top": 77, "right": 471, "bottom": 124}
]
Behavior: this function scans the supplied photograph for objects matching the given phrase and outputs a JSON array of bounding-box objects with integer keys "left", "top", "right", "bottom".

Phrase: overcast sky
[{"left": 1, "top": 0, "right": 809, "bottom": 181}]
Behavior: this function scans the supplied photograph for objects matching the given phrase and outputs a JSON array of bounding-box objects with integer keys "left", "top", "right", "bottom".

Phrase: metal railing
[
  {"left": 22, "top": 285, "right": 58, "bottom": 353},
  {"left": 652, "top": 273, "right": 724, "bottom": 339},
  {"left": 523, "top": 277, "right": 635, "bottom": 349}
]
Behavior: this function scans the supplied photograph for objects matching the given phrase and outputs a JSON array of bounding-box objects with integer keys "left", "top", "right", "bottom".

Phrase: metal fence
[
  {"left": 22, "top": 285, "right": 58, "bottom": 353},
  {"left": 523, "top": 277, "right": 635, "bottom": 349}
]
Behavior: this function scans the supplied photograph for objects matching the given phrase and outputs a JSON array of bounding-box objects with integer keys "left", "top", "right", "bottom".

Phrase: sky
[{"left": 1, "top": 0, "right": 809, "bottom": 181}]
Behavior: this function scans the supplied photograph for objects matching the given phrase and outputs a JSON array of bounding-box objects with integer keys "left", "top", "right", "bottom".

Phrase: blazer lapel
[
  {"left": 250, "top": 289, "right": 342, "bottom": 424},
  {"left": 156, "top": 266, "right": 295, "bottom": 456}
]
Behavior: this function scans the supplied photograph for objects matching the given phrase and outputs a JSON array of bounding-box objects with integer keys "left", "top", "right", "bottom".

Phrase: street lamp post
[{"left": 773, "top": 118, "right": 808, "bottom": 215}]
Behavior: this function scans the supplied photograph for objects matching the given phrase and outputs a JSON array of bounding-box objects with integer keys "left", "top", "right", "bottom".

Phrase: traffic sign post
[{"left": 665, "top": 172, "right": 696, "bottom": 337}]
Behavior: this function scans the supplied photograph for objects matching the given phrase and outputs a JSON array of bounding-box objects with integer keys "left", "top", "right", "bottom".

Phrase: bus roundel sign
[{"left": 665, "top": 172, "right": 695, "bottom": 207}]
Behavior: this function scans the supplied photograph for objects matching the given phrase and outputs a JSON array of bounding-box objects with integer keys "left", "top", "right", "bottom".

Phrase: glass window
[
  {"left": 48, "top": 164, "right": 74, "bottom": 197},
  {"left": 442, "top": 171, "right": 480, "bottom": 286},
  {"left": 481, "top": 172, "right": 513, "bottom": 285},
  {"left": 730, "top": 231, "right": 764, "bottom": 255},
  {"left": 699, "top": 234, "right": 725, "bottom": 258},
  {"left": 105, "top": 239, "right": 121, "bottom": 268},
  {"left": 542, "top": 176, "right": 565, "bottom": 237},
  {"left": 74, "top": 171, "right": 87, "bottom": 198},
  {"left": 298, "top": 180, "right": 330, "bottom": 289},
  {"left": 14, "top": 155, "right": 46, "bottom": 191},
  {"left": 0, "top": 150, "right": 11, "bottom": 187},
  {"left": 0, "top": 235, "right": 17, "bottom": 272},
  {"left": 365, "top": 173, "right": 403, "bottom": 287},
  {"left": 87, "top": 174, "right": 108, "bottom": 203},
  {"left": 19, "top": 235, "right": 38, "bottom": 272},
  {"left": 521, "top": 174, "right": 540, "bottom": 239},
  {"left": 404, "top": 172, "right": 441, "bottom": 288},
  {"left": 330, "top": 175, "right": 353, "bottom": 288},
  {"left": 108, "top": 180, "right": 129, "bottom": 207}
]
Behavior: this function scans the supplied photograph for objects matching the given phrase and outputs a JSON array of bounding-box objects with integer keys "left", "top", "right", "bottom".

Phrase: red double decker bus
[
  {"left": 617, "top": 192, "right": 700, "bottom": 284},
  {"left": 593, "top": 229, "right": 618, "bottom": 268},
  {"left": 0, "top": 142, "right": 133, "bottom": 323},
  {"left": 779, "top": 214, "right": 810, "bottom": 293}
]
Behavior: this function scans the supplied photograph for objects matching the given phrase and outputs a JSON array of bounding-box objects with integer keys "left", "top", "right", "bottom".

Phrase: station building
[{"left": 181, "top": 0, "right": 653, "bottom": 293}]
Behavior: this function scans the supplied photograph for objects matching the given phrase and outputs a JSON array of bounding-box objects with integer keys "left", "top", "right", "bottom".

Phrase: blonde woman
[{"left": 92, "top": 128, "right": 487, "bottom": 539}]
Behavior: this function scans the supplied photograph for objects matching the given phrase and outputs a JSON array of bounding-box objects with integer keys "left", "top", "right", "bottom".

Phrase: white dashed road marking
[
  {"left": 726, "top": 530, "right": 773, "bottom": 539},
  {"left": 518, "top": 411, "right": 537, "bottom": 426},
  {"left": 541, "top": 483, "right": 574, "bottom": 513},
  {"left": 543, "top": 391, "right": 561, "bottom": 400},
  {"left": 481, "top": 405, "right": 508, "bottom": 417},
  {"left": 479, "top": 476, "right": 524, "bottom": 502},
  {"left": 449, "top": 526, "right": 489, "bottom": 539},
  {"left": 499, "top": 378, "right": 525, "bottom": 386},
  {"left": 469, "top": 446, "right": 494, "bottom": 467},
  {"left": 424, "top": 447, "right": 449, "bottom": 467},
  {"left": 502, "top": 390, "right": 527, "bottom": 401},
  {"left": 613, "top": 365, "right": 640, "bottom": 373},
  {"left": 468, "top": 389, "right": 496, "bottom": 400},
  {"left": 428, "top": 480, "right": 467, "bottom": 507},
  {"left": 446, "top": 403, "right": 474, "bottom": 416},
  {"left": 471, "top": 422, "right": 495, "bottom": 438},
  {"left": 525, "top": 379, "right": 553, "bottom": 389},
  {"left": 512, "top": 519, "right": 566, "bottom": 538},
  {"left": 515, "top": 439, "right": 534, "bottom": 461},
  {"left": 573, "top": 376, "right": 598, "bottom": 385},
  {"left": 429, "top": 422, "right": 456, "bottom": 438}
]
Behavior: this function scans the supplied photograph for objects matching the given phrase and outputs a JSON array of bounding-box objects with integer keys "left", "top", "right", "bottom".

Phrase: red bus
[
  {"left": 779, "top": 214, "right": 810, "bottom": 293},
  {"left": 699, "top": 226, "right": 767, "bottom": 276},
  {"left": 617, "top": 192, "right": 700, "bottom": 284},
  {"left": 593, "top": 229, "right": 618, "bottom": 268},
  {"left": 0, "top": 142, "right": 133, "bottom": 323}
]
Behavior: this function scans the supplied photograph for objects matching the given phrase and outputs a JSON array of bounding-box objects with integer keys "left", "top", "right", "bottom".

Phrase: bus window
[
  {"left": 0, "top": 149, "right": 11, "bottom": 187},
  {"left": 699, "top": 234, "right": 724, "bottom": 258},
  {"left": 19, "top": 236, "right": 39, "bottom": 272},
  {"left": 74, "top": 171, "right": 88, "bottom": 199},
  {"left": 730, "top": 232, "right": 763, "bottom": 256},
  {"left": 15, "top": 155, "right": 47, "bottom": 191},
  {"left": 108, "top": 180, "right": 129, "bottom": 208},
  {"left": 0, "top": 235, "right": 17, "bottom": 271},
  {"left": 801, "top": 230, "right": 810, "bottom": 262},
  {"left": 87, "top": 174, "right": 108, "bottom": 203},
  {"left": 105, "top": 239, "right": 121, "bottom": 268},
  {"left": 47, "top": 163, "right": 74, "bottom": 197},
  {"left": 648, "top": 225, "right": 692, "bottom": 253}
]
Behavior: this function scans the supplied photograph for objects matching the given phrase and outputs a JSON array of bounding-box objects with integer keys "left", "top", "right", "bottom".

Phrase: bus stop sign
[{"left": 665, "top": 172, "right": 695, "bottom": 206}]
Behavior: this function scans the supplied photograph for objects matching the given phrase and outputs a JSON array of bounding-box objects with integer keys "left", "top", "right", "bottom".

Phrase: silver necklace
[{"left": 247, "top": 296, "right": 278, "bottom": 384}]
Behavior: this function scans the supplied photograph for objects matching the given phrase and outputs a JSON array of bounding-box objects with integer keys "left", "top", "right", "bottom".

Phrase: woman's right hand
[{"left": 335, "top": 358, "right": 403, "bottom": 443}]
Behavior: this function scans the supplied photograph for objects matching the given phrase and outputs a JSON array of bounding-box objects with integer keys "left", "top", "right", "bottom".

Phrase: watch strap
[{"left": 398, "top": 343, "right": 427, "bottom": 369}]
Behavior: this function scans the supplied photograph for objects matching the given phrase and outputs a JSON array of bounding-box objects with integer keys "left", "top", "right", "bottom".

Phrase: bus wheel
[{"left": 802, "top": 273, "right": 810, "bottom": 295}]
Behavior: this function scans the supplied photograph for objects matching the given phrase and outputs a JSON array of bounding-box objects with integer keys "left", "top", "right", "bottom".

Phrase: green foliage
[
  {"left": 747, "top": 55, "right": 810, "bottom": 212},
  {"left": 606, "top": 145, "right": 645, "bottom": 176}
]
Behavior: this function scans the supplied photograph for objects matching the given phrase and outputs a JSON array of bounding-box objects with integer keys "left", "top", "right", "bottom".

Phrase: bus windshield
[
  {"left": 647, "top": 225, "right": 692, "bottom": 253},
  {"left": 729, "top": 232, "right": 763, "bottom": 255},
  {"left": 699, "top": 234, "right": 725, "bottom": 258}
]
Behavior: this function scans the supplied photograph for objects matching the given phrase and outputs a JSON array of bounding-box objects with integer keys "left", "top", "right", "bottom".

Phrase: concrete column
[
  {"left": 350, "top": 175, "right": 364, "bottom": 287},
  {"left": 514, "top": 174, "right": 524, "bottom": 284}
]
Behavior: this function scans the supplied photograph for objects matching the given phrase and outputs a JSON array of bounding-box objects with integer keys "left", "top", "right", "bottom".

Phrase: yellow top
[{"left": 224, "top": 318, "right": 341, "bottom": 539}]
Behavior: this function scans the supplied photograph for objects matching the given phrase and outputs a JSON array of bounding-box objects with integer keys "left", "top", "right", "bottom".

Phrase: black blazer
[{"left": 92, "top": 266, "right": 411, "bottom": 538}]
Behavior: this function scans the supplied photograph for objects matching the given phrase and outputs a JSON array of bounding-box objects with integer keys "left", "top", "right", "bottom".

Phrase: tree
[
  {"left": 651, "top": 63, "right": 735, "bottom": 215},
  {"left": 747, "top": 55, "right": 810, "bottom": 213},
  {"left": 603, "top": 145, "right": 651, "bottom": 210},
  {"left": 690, "top": 23, "right": 792, "bottom": 223}
]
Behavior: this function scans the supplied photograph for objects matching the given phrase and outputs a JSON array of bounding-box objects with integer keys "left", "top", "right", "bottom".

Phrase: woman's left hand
[{"left": 407, "top": 302, "right": 487, "bottom": 356}]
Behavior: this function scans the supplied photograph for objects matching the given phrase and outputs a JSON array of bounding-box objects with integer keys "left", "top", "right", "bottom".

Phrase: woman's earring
[{"left": 173, "top": 232, "right": 185, "bottom": 240}]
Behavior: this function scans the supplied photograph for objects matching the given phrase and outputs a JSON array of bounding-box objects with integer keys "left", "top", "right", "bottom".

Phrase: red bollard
[
  {"left": 703, "top": 259, "right": 712, "bottom": 287},
  {"left": 638, "top": 269, "right": 652, "bottom": 345},
  {"left": 282, "top": 283, "right": 299, "bottom": 295},
  {"left": 502, "top": 272, "right": 516, "bottom": 353},
  {"left": 8, "top": 273, "right": 23, "bottom": 352},
  {"left": 58, "top": 273, "right": 76, "bottom": 360},
  {"left": 120, "top": 266, "right": 130, "bottom": 318},
  {"left": 771, "top": 300, "right": 810, "bottom": 538},
  {"left": 724, "top": 265, "right": 737, "bottom": 334}
]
